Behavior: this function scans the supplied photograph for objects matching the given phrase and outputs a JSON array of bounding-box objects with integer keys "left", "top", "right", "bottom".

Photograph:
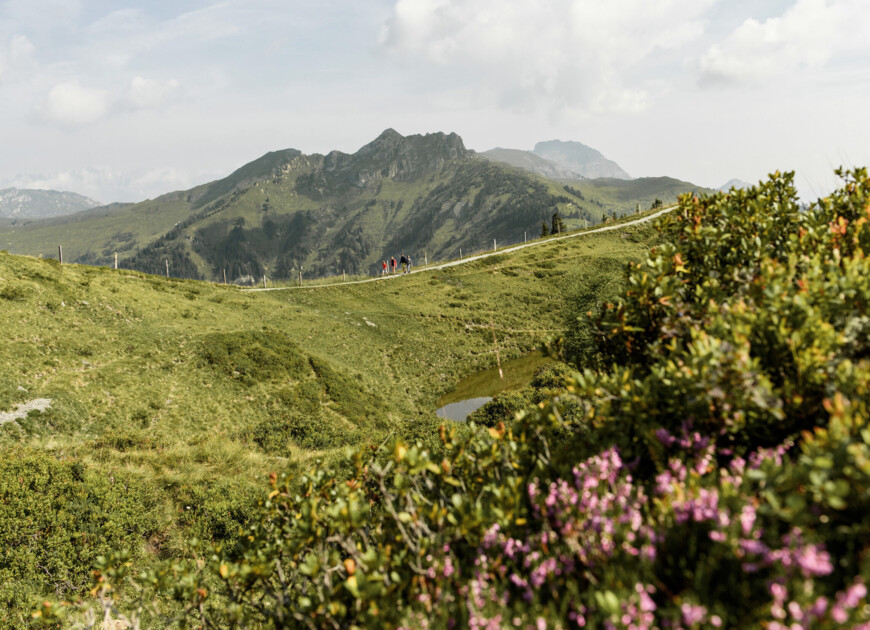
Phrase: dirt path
[{"left": 243, "top": 204, "right": 678, "bottom": 292}]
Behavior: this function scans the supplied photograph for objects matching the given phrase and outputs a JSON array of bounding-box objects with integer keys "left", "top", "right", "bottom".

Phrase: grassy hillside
[
  {"left": 0, "top": 130, "right": 702, "bottom": 283},
  {"left": 0, "top": 218, "right": 661, "bottom": 621}
]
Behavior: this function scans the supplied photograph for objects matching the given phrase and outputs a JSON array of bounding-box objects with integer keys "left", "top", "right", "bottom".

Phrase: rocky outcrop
[{"left": 296, "top": 129, "right": 469, "bottom": 197}]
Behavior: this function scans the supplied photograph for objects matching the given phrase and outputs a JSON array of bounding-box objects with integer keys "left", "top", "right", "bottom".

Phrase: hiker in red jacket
[{"left": 382, "top": 260, "right": 388, "bottom": 276}]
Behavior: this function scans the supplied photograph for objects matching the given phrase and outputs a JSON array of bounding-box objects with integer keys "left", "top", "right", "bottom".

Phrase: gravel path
[
  {"left": 243, "top": 204, "right": 678, "bottom": 292},
  {"left": 0, "top": 398, "right": 53, "bottom": 425}
]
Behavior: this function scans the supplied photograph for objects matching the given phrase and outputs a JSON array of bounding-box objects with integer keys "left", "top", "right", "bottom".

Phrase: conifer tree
[{"left": 551, "top": 212, "right": 565, "bottom": 235}]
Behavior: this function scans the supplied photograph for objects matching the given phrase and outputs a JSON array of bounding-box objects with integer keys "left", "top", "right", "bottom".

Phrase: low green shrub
[
  {"left": 0, "top": 450, "right": 159, "bottom": 627},
  {"left": 0, "top": 283, "right": 31, "bottom": 301},
  {"left": 254, "top": 409, "right": 361, "bottom": 453},
  {"left": 174, "top": 479, "right": 257, "bottom": 545},
  {"left": 467, "top": 390, "right": 532, "bottom": 426},
  {"left": 198, "top": 330, "right": 308, "bottom": 386}
]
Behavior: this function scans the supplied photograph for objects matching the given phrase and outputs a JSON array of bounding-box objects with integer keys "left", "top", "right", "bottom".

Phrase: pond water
[
  {"left": 435, "top": 352, "right": 552, "bottom": 422},
  {"left": 435, "top": 396, "right": 492, "bottom": 421}
]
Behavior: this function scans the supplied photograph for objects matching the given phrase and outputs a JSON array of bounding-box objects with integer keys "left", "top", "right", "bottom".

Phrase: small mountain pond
[{"left": 435, "top": 352, "right": 553, "bottom": 421}]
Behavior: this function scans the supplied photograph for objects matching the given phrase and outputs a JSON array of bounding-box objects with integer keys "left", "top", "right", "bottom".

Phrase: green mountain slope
[{"left": 0, "top": 129, "right": 706, "bottom": 281}]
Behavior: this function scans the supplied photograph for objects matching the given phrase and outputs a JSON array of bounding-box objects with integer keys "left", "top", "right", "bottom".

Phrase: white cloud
[
  {"left": 379, "top": 0, "right": 716, "bottom": 114},
  {"left": 8, "top": 34, "right": 35, "bottom": 62},
  {"left": 699, "top": 0, "right": 870, "bottom": 85},
  {"left": 2, "top": 164, "right": 208, "bottom": 202},
  {"left": 128, "top": 167, "right": 196, "bottom": 197},
  {"left": 2, "top": 166, "right": 120, "bottom": 202},
  {"left": 127, "top": 76, "right": 180, "bottom": 109},
  {"left": 0, "top": 34, "right": 35, "bottom": 81},
  {"left": 37, "top": 81, "right": 110, "bottom": 126}
]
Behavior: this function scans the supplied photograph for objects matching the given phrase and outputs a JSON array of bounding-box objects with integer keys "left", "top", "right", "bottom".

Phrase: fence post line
[{"left": 58, "top": 245, "right": 63, "bottom": 264}]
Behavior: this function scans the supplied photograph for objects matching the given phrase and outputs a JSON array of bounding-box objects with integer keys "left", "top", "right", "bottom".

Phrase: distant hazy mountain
[
  {"left": 533, "top": 140, "right": 631, "bottom": 180},
  {"left": 0, "top": 187, "right": 100, "bottom": 219},
  {"left": 480, "top": 148, "right": 583, "bottom": 179},
  {"left": 718, "top": 179, "right": 752, "bottom": 192},
  {"left": 0, "top": 129, "right": 706, "bottom": 280}
]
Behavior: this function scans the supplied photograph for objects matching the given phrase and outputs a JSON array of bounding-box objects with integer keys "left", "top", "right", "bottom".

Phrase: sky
[{"left": 1, "top": 0, "right": 869, "bottom": 203}]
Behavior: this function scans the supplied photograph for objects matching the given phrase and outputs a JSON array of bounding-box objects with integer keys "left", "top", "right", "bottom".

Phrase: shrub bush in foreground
[{"left": 53, "top": 170, "right": 870, "bottom": 629}]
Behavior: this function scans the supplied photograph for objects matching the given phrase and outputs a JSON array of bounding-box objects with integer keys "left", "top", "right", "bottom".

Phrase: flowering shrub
[{"left": 68, "top": 171, "right": 870, "bottom": 628}]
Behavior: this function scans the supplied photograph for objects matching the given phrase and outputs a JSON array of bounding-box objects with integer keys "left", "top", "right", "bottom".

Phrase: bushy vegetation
[
  {"left": 0, "top": 450, "right": 160, "bottom": 627},
  {"left": 198, "top": 331, "right": 309, "bottom": 386},
  {"left": 55, "top": 170, "right": 870, "bottom": 628}
]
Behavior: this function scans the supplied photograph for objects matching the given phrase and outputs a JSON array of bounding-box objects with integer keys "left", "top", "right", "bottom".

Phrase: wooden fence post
[
  {"left": 114, "top": 252, "right": 118, "bottom": 269},
  {"left": 58, "top": 246, "right": 63, "bottom": 264},
  {"left": 493, "top": 238, "right": 497, "bottom": 251},
  {"left": 223, "top": 269, "right": 227, "bottom": 284},
  {"left": 165, "top": 259, "right": 169, "bottom": 278}
]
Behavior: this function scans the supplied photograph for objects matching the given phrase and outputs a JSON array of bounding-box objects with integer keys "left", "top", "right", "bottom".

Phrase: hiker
[
  {"left": 406, "top": 254, "right": 412, "bottom": 274},
  {"left": 400, "top": 253, "right": 407, "bottom": 274},
  {"left": 381, "top": 260, "right": 387, "bottom": 276},
  {"left": 390, "top": 256, "right": 397, "bottom": 273}
]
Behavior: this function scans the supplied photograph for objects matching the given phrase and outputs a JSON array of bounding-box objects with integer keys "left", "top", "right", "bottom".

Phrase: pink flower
[
  {"left": 681, "top": 602, "right": 707, "bottom": 625},
  {"left": 795, "top": 544, "right": 833, "bottom": 577}
]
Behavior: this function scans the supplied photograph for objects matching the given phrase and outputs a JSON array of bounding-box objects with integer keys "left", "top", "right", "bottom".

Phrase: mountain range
[
  {"left": 0, "top": 129, "right": 707, "bottom": 281},
  {"left": 481, "top": 139, "right": 631, "bottom": 180},
  {"left": 0, "top": 187, "right": 99, "bottom": 219}
]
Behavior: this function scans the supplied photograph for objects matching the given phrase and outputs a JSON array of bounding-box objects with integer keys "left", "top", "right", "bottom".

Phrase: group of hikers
[{"left": 381, "top": 253, "right": 412, "bottom": 276}]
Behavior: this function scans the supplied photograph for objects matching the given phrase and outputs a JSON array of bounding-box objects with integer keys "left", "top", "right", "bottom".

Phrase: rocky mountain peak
[
  {"left": 357, "top": 129, "right": 467, "bottom": 164},
  {"left": 533, "top": 140, "right": 630, "bottom": 180}
]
